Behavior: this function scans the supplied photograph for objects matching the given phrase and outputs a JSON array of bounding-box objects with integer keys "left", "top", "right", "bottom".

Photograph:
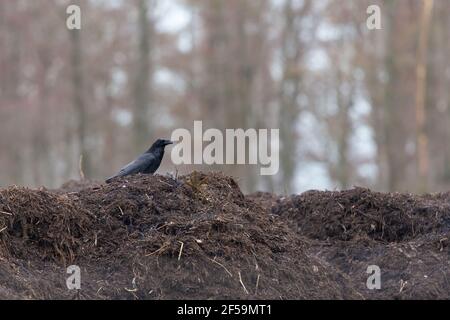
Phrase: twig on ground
[
  {"left": 208, "top": 257, "right": 233, "bottom": 278},
  {"left": 145, "top": 244, "right": 169, "bottom": 257},
  {"left": 178, "top": 241, "right": 184, "bottom": 261},
  {"left": 399, "top": 279, "right": 407, "bottom": 293},
  {"left": 156, "top": 222, "right": 174, "bottom": 230},
  {"left": 238, "top": 271, "right": 249, "bottom": 294},
  {"left": 158, "top": 179, "right": 173, "bottom": 187},
  {"left": 255, "top": 274, "right": 260, "bottom": 295}
]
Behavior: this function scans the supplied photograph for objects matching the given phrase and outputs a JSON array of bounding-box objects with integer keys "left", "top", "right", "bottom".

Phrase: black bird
[{"left": 105, "top": 139, "right": 173, "bottom": 183}]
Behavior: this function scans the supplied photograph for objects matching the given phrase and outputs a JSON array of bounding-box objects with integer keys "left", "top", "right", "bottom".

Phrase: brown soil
[
  {"left": 269, "top": 187, "right": 450, "bottom": 299},
  {"left": 0, "top": 173, "right": 448, "bottom": 299}
]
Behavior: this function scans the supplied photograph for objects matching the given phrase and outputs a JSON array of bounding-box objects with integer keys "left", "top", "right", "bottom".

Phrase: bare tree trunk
[
  {"left": 415, "top": 0, "right": 434, "bottom": 192},
  {"left": 102, "top": 80, "right": 116, "bottom": 177},
  {"left": 7, "top": 30, "right": 25, "bottom": 185},
  {"left": 33, "top": 45, "right": 53, "bottom": 186},
  {"left": 383, "top": 0, "right": 402, "bottom": 192},
  {"left": 70, "top": 28, "right": 92, "bottom": 178},
  {"left": 235, "top": 1, "right": 257, "bottom": 192},
  {"left": 278, "top": 0, "right": 310, "bottom": 192},
  {"left": 133, "top": 0, "right": 152, "bottom": 152},
  {"left": 335, "top": 72, "right": 354, "bottom": 189}
]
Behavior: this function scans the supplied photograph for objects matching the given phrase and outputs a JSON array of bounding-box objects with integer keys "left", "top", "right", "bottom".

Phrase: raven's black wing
[{"left": 106, "top": 152, "right": 156, "bottom": 183}]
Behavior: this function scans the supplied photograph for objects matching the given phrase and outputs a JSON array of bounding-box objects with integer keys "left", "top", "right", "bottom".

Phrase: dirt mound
[
  {"left": 312, "top": 235, "right": 450, "bottom": 299},
  {"left": 270, "top": 187, "right": 450, "bottom": 299},
  {"left": 0, "top": 177, "right": 448, "bottom": 299},
  {"left": 272, "top": 187, "right": 450, "bottom": 242},
  {"left": 0, "top": 187, "right": 93, "bottom": 264},
  {"left": 0, "top": 172, "right": 359, "bottom": 299}
]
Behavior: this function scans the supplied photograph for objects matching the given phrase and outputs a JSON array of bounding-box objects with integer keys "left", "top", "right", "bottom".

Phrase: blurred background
[{"left": 0, "top": 0, "right": 449, "bottom": 194}]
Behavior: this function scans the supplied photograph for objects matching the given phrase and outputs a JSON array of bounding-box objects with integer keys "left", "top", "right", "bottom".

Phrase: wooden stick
[
  {"left": 238, "top": 271, "right": 249, "bottom": 294},
  {"left": 255, "top": 274, "right": 260, "bottom": 295},
  {"left": 208, "top": 257, "right": 233, "bottom": 278},
  {"left": 145, "top": 244, "right": 169, "bottom": 257},
  {"left": 178, "top": 241, "right": 184, "bottom": 261}
]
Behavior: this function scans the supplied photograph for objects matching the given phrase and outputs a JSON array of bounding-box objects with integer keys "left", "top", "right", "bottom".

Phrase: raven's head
[{"left": 151, "top": 139, "right": 174, "bottom": 149}]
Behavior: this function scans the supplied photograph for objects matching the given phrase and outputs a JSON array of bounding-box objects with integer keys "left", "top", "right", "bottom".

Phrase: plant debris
[{"left": 0, "top": 174, "right": 448, "bottom": 299}]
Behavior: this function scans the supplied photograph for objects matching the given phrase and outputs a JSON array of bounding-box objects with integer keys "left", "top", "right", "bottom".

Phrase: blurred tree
[
  {"left": 0, "top": 0, "right": 449, "bottom": 194},
  {"left": 70, "top": 19, "right": 92, "bottom": 178},
  {"left": 415, "top": 0, "right": 433, "bottom": 192},
  {"left": 278, "top": 0, "right": 312, "bottom": 192},
  {"left": 133, "top": 0, "right": 154, "bottom": 153},
  {"left": 358, "top": 0, "right": 419, "bottom": 191}
]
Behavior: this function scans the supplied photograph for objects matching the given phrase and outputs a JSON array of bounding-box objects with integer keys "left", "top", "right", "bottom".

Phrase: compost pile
[
  {"left": 269, "top": 188, "right": 450, "bottom": 299},
  {"left": 0, "top": 173, "right": 448, "bottom": 299}
]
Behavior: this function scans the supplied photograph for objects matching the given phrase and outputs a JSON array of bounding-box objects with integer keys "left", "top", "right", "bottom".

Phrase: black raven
[{"left": 105, "top": 139, "right": 173, "bottom": 183}]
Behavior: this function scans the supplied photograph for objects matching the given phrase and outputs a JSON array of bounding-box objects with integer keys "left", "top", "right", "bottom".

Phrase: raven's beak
[{"left": 165, "top": 140, "right": 174, "bottom": 145}]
